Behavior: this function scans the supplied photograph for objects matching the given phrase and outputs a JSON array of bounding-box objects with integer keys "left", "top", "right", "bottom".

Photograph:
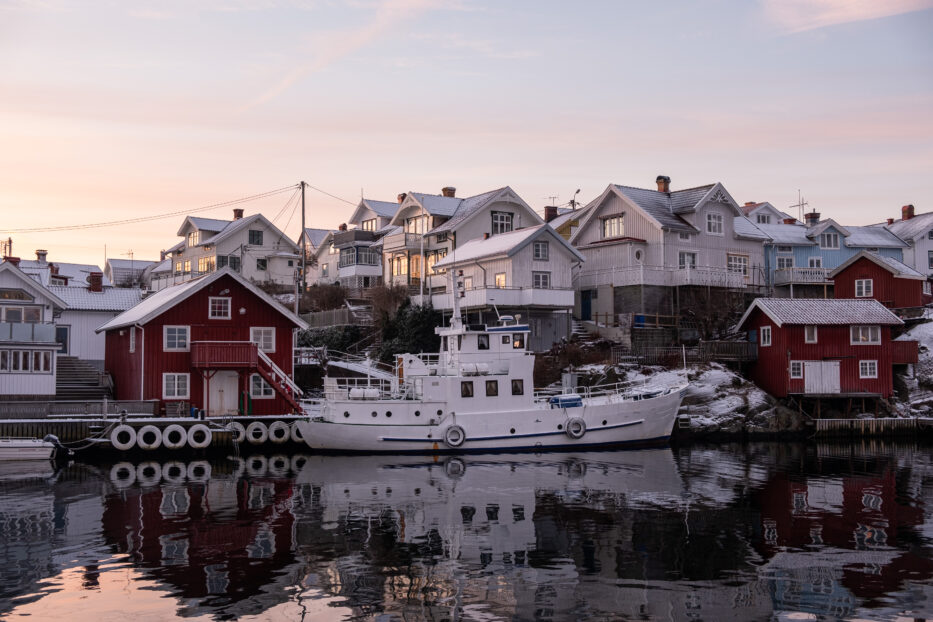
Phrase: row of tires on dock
[
  {"left": 227, "top": 420, "right": 304, "bottom": 446},
  {"left": 110, "top": 423, "right": 213, "bottom": 452}
]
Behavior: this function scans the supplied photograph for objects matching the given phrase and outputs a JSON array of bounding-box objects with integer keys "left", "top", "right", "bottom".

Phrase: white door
[
  {"left": 804, "top": 361, "right": 840, "bottom": 394},
  {"left": 209, "top": 371, "right": 239, "bottom": 416}
]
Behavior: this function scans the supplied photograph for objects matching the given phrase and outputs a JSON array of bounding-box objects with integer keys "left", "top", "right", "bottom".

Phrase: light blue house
[{"left": 756, "top": 213, "right": 907, "bottom": 297}]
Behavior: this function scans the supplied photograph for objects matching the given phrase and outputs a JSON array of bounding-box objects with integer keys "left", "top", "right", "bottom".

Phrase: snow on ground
[{"left": 896, "top": 309, "right": 933, "bottom": 414}]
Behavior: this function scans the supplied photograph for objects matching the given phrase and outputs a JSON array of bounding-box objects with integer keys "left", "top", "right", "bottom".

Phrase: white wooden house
[
  {"left": 105, "top": 257, "right": 157, "bottom": 287},
  {"left": 570, "top": 176, "right": 770, "bottom": 319},
  {"left": 0, "top": 260, "right": 66, "bottom": 399},
  {"left": 432, "top": 224, "right": 584, "bottom": 351},
  {"left": 881, "top": 205, "right": 933, "bottom": 283},
  {"left": 740, "top": 201, "right": 798, "bottom": 226},
  {"left": 152, "top": 209, "right": 301, "bottom": 291}
]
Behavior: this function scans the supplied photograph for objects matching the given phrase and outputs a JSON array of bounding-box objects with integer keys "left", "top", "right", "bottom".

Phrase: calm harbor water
[{"left": 1, "top": 443, "right": 932, "bottom": 621}]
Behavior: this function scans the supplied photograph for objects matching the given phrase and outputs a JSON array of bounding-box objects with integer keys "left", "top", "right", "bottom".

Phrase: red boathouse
[
  {"left": 737, "top": 298, "right": 917, "bottom": 399},
  {"left": 98, "top": 267, "right": 308, "bottom": 416},
  {"left": 829, "top": 250, "right": 926, "bottom": 312}
]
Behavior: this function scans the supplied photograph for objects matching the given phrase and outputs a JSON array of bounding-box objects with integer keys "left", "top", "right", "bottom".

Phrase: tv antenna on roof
[{"left": 789, "top": 190, "right": 809, "bottom": 222}]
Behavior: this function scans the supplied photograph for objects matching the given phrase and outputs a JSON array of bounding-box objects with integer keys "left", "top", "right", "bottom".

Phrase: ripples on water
[{"left": 1, "top": 442, "right": 932, "bottom": 621}]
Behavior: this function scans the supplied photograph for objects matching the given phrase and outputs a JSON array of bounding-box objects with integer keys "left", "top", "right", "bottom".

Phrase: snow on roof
[
  {"left": 96, "top": 267, "right": 308, "bottom": 332},
  {"left": 150, "top": 258, "right": 173, "bottom": 274},
  {"left": 844, "top": 225, "right": 907, "bottom": 248},
  {"left": 738, "top": 298, "right": 902, "bottom": 329},
  {"left": 612, "top": 184, "right": 715, "bottom": 232},
  {"left": 19, "top": 260, "right": 112, "bottom": 288},
  {"left": 755, "top": 223, "right": 815, "bottom": 245},
  {"left": 408, "top": 192, "right": 463, "bottom": 217},
  {"left": 430, "top": 188, "right": 506, "bottom": 234},
  {"left": 805, "top": 219, "right": 850, "bottom": 239},
  {"left": 885, "top": 210, "right": 933, "bottom": 242},
  {"left": 0, "top": 262, "right": 68, "bottom": 309},
  {"left": 434, "top": 224, "right": 584, "bottom": 268},
  {"left": 548, "top": 205, "right": 592, "bottom": 231},
  {"left": 186, "top": 217, "right": 230, "bottom": 232},
  {"left": 107, "top": 258, "right": 157, "bottom": 269},
  {"left": 829, "top": 250, "right": 925, "bottom": 279},
  {"left": 302, "top": 228, "right": 331, "bottom": 248},
  {"left": 50, "top": 286, "right": 145, "bottom": 312},
  {"left": 362, "top": 199, "right": 400, "bottom": 219},
  {"left": 733, "top": 216, "right": 771, "bottom": 240}
]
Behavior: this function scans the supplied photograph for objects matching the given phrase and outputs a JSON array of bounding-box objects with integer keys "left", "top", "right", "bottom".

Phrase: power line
[
  {"left": 305, "top": 182, "right": 356, "bottom": 206},
  {"left": 2, "top": 184, "right": 299, "bottom": 234}
]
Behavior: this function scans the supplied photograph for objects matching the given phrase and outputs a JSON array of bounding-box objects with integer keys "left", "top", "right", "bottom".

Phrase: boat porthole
[
  {"left": 344, "top": 411, "right": 350, "bottom": 418},
  {"left": 415, "top": 488, "right": 421, "bottom": 495},
  {"left": 386, "top": 487, "right": 392, "bottom": 496},
  {"left": 437, "top": 409, "right": 443, "bottom": 417},
  {"left": 602, "top": 420, "right": 607, "bottom": 425},
  {"left": 386, "top": 411, "right": 392, "bottom": 418},
  {"left": 371, "top": 411, "right": 378, "bottom": 418},
  {"left": 510, "top": 428, "right": 515, "bottom": 434},
  {"left": 415, "top": 410, "right": 421, "bottom": 417},
  {"left": 558, "top": 424, "right": 563, "bottom": 430}
]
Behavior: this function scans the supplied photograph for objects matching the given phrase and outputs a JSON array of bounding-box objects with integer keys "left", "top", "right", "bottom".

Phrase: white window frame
[
  {"left": 532, "top": 241, "right": 549, "bottom": 261},
  {"left": 706, "top": 213, "right": 724, "bottom": 236},
  {"left": 491, "top": 211, "right": 514, "bottom": 235},
  {"left": 678, "top": 232, "right": 691, "bottom": 241},
  {"left": 601, "top": 215, "right": 624, "bottom": 239},
  {"left": 855, "top": 279, "right": 873, "bottom": 298},
  {"left": 850, "top": 325, "right": 881, "bottom": 345},
  {"left": 532, "top": 271, "right": 551, "bottom": 288},
  {"left": 727, "top": 253, "right": 749, "bottom": 277},
  {"left": 163, "top": 326, "right": 190, "bottom": 352},
  {"left": 790, "top": 361, "right": 803, "bottom": 379},
  {"left": 250, "top": 327, "right": 276, "bottom": 353},
  {"left": 250, "top": 373, "right": 274, "bottom": 399},
  {"left": 928, "top": 251, "right": 933, "bottom": 270},
  {"left": 809, "top": 257, "right": 823, "bottom": 268},
  {"left": 679, "top": 252, "right": 697, "bottom": 269},
  {"left": 859, "top": 360, "right": 878, "bottom": 379},
  {"left": 494, "top": 273, "right": 506, "bottom": 288},
  {"left": 757, "top": 214, "right": 771, "bottom": 224},
  {"left": 819, "top": 232, "right": 840, "bottom": 249},
  {"left": 129, "top": 328, "right": 135, "bottom": 353},
  {"left": 209, "top": 296, "right": 231, "bottom": 319},
  {"left": 777, "top": 256, "right": 794, "bottom": 270},
  {"left": 163, "top": 373, "right": 190, "bottom": 399},
  {"left": 760, "top": 326, "right": 772, "bottom": 347},
  {"left": 804, "top": 325, "right": 818, "bottom": 344},
  {"left": 361, "top": 218, "right": 376, "bottom": 232},
  {"left": 248, "top": 229, "right": 263, "bottom": 245},
  {"left": 777, "top": 245, "right": 793, "bottom": 253}
]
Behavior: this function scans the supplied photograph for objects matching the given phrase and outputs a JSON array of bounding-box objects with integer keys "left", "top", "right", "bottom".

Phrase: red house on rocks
[
  {"left": 98, "top": 267, "right": 308, "bottom": 416},
  {"left": 737, "top": 298, "right": 918, "bottom": 399},
  {"left": 829, "top": 251, "right": 926, "bottom": 312}
]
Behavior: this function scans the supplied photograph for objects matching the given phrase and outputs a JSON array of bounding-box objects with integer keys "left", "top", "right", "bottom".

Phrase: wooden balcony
[
  {"left": 191, "top": 341, "right": 258, "bottom": 368},
  {"left": 891, "top": 339, "right": 919, "bottom": 365},
  {"left": 382, "top": 232, "right": 423, "bottom": 251},
  {"left": 773, "top": 267, "right": 831, "bottom": 285}
]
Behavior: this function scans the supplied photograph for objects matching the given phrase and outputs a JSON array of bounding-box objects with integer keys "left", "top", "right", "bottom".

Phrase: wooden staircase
[
  {"left": 256, "top": 350, "right": 303, "bottom": 412},
  {"left": 56, "top": 356, "right": 112, "bottom": 400}
]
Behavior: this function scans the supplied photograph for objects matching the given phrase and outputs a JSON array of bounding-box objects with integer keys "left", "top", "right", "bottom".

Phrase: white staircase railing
[{"left": 257, "top": 350, "right": 303, "bottom": 396}]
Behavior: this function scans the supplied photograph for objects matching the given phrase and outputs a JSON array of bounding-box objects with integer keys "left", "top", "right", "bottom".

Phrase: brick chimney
[
  {"left": 397, "top": 193, "right": 407, "bottom": 204},
  {"left": 783, "top": 218, "right": 796, "bottom": 225},
  {"left": 902, "top": 204, "right": 915, "bottom": 221},
  {"left": 887, "top": 218, "right": 895, "bottom": 225},
  {"left": 35, "top": 249, "right": 48, "bottom": 264},
  {"left": 804, "top": 212, "right": 820, "bottom": 227},
  {"left": 544, "top": 205, "right": 558, "bottom": 223},
  {"left": 233, "top": 208, "right": 244, "bottom": 220},
  {"left": 744, "top": 201, "right": 757, "bottom": 206},
  {"left": 160, "top": 249, "right": 166, "bottom": 261},
  {"left": 88, "top": 271, "right": 103, "bottom": 293},
  {"left": 49, "top": 263, "right": 58, "bottom": 275},
  {"left": 442, "top": 186, "right": 456, "bottom": 198},
  {"left": 4, "top": 256, "right": 20, "bottom": 267},
  {"left": 656, "top": 175, "right": 671, "bottom": 193},
  {"left": 339, "top": 223, "right": 348, "bottom": 231}
]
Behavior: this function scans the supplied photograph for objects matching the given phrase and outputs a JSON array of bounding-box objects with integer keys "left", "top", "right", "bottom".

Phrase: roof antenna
[{"left": 789, "top": 189, "right": 809, "bottom": 222}]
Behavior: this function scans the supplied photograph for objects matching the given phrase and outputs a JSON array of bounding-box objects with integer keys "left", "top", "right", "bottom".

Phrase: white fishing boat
[
  {"left": 296, "top": 285, "right": 687, "bottom": 453},
  {"left": 0, "top": 437, "right": 55, "bottom": 461}
]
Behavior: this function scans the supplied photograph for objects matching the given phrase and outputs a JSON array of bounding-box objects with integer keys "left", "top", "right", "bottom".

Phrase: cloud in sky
[{"left": 763, "top": 0, "right": 933, "bottom": 33}]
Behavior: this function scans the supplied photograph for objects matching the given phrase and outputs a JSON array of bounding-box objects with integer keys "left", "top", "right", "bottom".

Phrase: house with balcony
[
  {"left": 737, "top": 298, "right": 916, "bottom": 399},
  {"left": 829, "top": 251, "right": 926, "bottom": 314},
  {"left": 347, "top": 197, "right": 402, "bottom": 234},
  {"left": 298, "top": 228, "right": 332, "bottom": 264},
  {"left": 0, "top": 259, "right": 66, "bottom": 399},
  {"left": 569, "top": 176, "right": 769, "bottom": 320},
  {"left": 380, "top": 186, "right": 544, "bottom": 299},
  {"left": 878, "top": 204, "right": 933, "bottom": 279},
  {"left": 99, "top": 267, "right": 308, "bottom": 416},
  {"left": 152, "top": 209, "right": 301, "bottom": 291},
  {"left": 428, "top": 224, "right": 584, "bottom": 351},
  {"left": 758, "top": 212, "right": 907, "bottom": 299}
]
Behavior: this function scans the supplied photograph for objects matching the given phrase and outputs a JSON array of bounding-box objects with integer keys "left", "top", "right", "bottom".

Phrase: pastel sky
[{"left": 2, "top": 0, "right": 932, "bottom": 267}]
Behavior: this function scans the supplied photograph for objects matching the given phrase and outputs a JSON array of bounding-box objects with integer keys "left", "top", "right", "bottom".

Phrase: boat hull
[
  {"left": 0, "top": 439, "right": 54, "bottom": 461},
  {"left": 297, "top": 385, "right": 686, "bottom": 454}
]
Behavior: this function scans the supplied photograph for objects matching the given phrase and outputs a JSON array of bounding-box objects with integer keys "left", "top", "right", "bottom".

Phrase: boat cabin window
[
  {"left": 442, "top": 336, "right": 448, "bottom": 351},
  {"left": 461, "top": 381, "right": 474, "bottom": 398},
  {"left": 485, "top": 380, "right": 498, "bottom": 396},
  {"left": 512, "top": 334, "right": 525, "bottom": 349},
  {"left": 458, "top": 335, "right": 462, "bottom": 350},
  {"left": 501, "top": 335, "right": 509, "bottom": 345},
  {"left": 511, "top": 379, "right": 524, "bottom": 395},
  {"left": 478, "top": 334, "right": 489, "bottom": 350}
]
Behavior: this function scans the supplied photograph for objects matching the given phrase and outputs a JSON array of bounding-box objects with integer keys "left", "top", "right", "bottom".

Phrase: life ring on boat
[
  {"left": 246, "top": 421, "right": 269, "bottom": 445},
  {"left": 566, "top": 417, "right": 586, "bottom": 440},
  {"left": 228, "top": 421, "right": 247, "bottom": 443},
  {"left": 186, "top": 424, "right": 212, "bottom": 450},
  {"left": 246, "top": 454, "right": 268, "bottom": 477},
  {"left": 162, "top": 460, "right": 187, "bottom": 484},
  {"left": 187, "top": 460, "right": 211, "bottom": 483},
  {"left": 136, "top": 425, "right": 163, "bottom": 451},
  {"left": 136, "top": 461, "right": 162, "bottom": 487},
  {"left": 161, "top": 424, "right": 187, "bottom": 450},
  {"left": 268, "top": 421, "right": 290, "bottom": 444},
  {"left": 109, "top": 461, "right": 136, "bottom": 488},
  {"left": 290, "top": 422, "right": 304, "bottom": 443},
  {"left": 444, "top": 425, "right": 466, "bottom": 448},
  {"left": 268, "top": 454, "right": 290, "bottom": 477},
  {"left": 110, "top": 424, "right": 137, "bottom": 452}
]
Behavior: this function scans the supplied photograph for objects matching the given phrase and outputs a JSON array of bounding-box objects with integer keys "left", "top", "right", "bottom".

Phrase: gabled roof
[
  {"left": 348, "top": 198, "right": 400, "bottom": 224},
  {"left": 405, "top": 193, "right": 463, "bottom": 217},
  {"left": 737, "top": 297, "right": 902, "bottom": 330},
  {"left": 431, "top": 187, "right": 542, "bottom": 235},
  {"left": 829, "top": 250, "right": 925, "bottom": 280},
  {"left": 883, "top": 210, "right": 933, "bottom": 242},
  {"left": 0, "top": 262, "right": 68, "bottom": 309},
  {"left": 176, "top": 216, "right": 231, "bottom": 237},
  {"left": 97, "top": 267, "right": 308, "bottom": 333},
  {"left": 549, "top": 204, "right": 593, "bottom": 232},
  {"left": 756, "top": 223, "right": 815, "bottom": 246},
  {"left": 434, "top": 224, "right": 584, "bottom": 269},
  {"left": 149, "top": 258, "right": 173, "bottom": 274},
  {"left": 107, "top": 258, "right": 157, "bottom": 270},
  {"left": 733, "top": 217, "right": 771, "bottom": 241},
  {"left": 50, "top": 286, "right": 145, "bottom": 312},
  {"left": 199, "top": 213, "right": 300, "bottom": 251},
  {"left": 18, "top": 260, "right": 112, "bottom": 288},
  {"left": 805, "top": 219, "right": 851, "bottom": 239},
  {"left": 844, "top": 225, "right": 908, "bottom": 248},
  {"left": 302, "top": 228, "right": 332, "bottom": 248}
]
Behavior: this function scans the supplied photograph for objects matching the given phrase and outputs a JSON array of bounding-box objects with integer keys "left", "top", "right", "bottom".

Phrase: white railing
[
  {"left": 413, "top": 286, "right": 575, "bottom": 310},
  {"left": 257, "top": 349, "right": 303, "bottom": 396},
  {"left": 574, "top": 264, "right": 755, "bottom": 289},
  {"left": 772, "top": 267, "right": 831, "bottom": 285}
]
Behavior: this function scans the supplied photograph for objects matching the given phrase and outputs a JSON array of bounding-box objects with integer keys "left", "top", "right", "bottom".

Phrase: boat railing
[
  {"left": 534, "top": 379, "right": 678, "bottom": 403},
  {"left": 323, "top": 376, "right": 395, "bottom": 401}
]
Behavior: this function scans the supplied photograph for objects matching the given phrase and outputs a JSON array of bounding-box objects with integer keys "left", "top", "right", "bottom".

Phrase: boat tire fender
[
  {"left": 109, "top": 461, "right": 137, "bottom": 488},
  {"left": 268, "top": 421, "right": 290, "bottom": 444},
  {"left": 228, "top": 421, "right": 247, "bottom": 443},
  {"left": 136, "top": 461, "right": 162, "bottom": 487},
  {"left": 290, "top": 423, "right": 304, "bottom": 443},
  {"left": 110, "top": 424, "right": 137, "bottom": 452},
  {"left": 161, "top": 424, "right": 187, "bottom": 450},
  {"left": 444, "top": 425, "right": 466, "bottom": 448},
  {"left": 566, "top": 417, "right": 586, "bottom": 440},
  {"left": 137, "top": 425, "right": 163, "bottom": 451},
  {"left": 186, "top": 423, "right": 212, "bottom": 450},
  {"left": 246, "top": 421, "right": 269, "bottom": 445}
]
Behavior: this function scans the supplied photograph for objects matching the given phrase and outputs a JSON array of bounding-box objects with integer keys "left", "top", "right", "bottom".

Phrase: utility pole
[{"left": 300, "top": 181, "right": 307, "bottom": 293}]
